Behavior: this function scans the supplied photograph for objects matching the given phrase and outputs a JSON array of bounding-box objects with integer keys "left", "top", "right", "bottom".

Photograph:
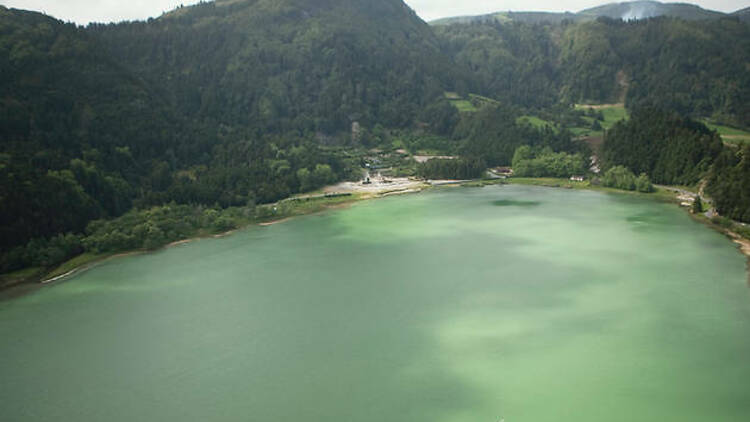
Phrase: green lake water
[{"left": 2, "top": 185, "right": 749, "bottom": 421}]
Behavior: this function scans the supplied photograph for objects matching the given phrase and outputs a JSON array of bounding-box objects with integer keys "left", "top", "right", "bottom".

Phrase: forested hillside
[
  {"left": 435, "top": 17, "right": 750, "bottom": 126},
  {"left": 431, "top": 1, "right": 733, "bottom": 25},
  {"left": 0, "top": 8, "right": 184, "bottom": 253},
  {"left": 579, "top": 1, "right": 726, "bottom": 21},
  {"left": 90, "top": 0, "right": 459, "bottom": 133},
  {"left": 707, "top": 145, "right": 750, "bottom": 222},
  {"left": 601, "top": 108, "right": 724, "bottom": 185}
]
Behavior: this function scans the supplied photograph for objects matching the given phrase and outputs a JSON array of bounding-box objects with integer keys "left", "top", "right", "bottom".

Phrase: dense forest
[
  {"left": 511, "top": 146, "right": 587, "bottom": 178},
  {"left": 706, "top": 145, "right": 750, "bottom": 222},
  {"left": 1, "top": 0, "right": 750, "bottom": 275},
  {"left": 89, "top": 0, "right": 459, "bottom": 133},
  {"left": 601, "top": 108, "right": 724, "bottom": 185},
  {"left": 455, "top": 106, "right": 584, "bottom": 166},
  {"left": 416, "top": 157, "right": 486, "bottom": 180}
]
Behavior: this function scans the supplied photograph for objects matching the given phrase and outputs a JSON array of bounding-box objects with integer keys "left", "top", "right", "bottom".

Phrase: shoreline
[
  {"left": 3, "top": 177, "right": 748, "bottom": 295},
  {"left": 686, "top": 212, "right": 750, "bottom": 264},
  {"left": 505, "top": 178, "right": 750, "bottom": 262},
  {"left": 0, "top": 186, "right": 424, "bottom": 294}
]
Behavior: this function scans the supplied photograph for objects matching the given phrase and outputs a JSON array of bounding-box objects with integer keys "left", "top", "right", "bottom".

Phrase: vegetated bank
[{"left": 0, "top": 193, "right": 363, "bottom": 290}]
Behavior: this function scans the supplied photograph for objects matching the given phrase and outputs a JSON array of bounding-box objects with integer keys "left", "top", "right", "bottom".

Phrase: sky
[{"left": 0, "top": 0, "right": 746, "bottom": 25}]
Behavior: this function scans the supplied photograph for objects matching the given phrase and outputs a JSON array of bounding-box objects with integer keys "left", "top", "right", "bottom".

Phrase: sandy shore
[
  {"left": 259, "top": 217, "right": 294, "bottom": 226},
  {"left": 727, "top": 231, "right": 750, "bottom": 259}
]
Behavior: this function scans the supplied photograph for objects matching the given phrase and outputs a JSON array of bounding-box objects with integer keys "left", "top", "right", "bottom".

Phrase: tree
[
  {"left": 635, "top": 173, "right": 654, "bottom": 193},
  {"left": 511, "top": 146, "right": 586, "bottom": 178},
  {"left": 692, "top": 196, "right": 703, "bottom": 214}
]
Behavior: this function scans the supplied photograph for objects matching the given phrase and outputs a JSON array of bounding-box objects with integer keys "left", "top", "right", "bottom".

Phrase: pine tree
[{"left": 692, "top": 196, "right": 703, "bottom": 214}]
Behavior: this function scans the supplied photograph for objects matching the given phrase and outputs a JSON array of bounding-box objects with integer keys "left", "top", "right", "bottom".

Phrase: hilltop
[
  {"left": 579, "top": 1, "right": 726, "bottom": 20},
  {"left": 733, "top": 7, "right": 750, "bottom": 22},
  {"left": 431, "top": 1, "right": 738, "bottom": 25},
  {"left": 91, "top": 0, "right": 456, "bottom": 133}
]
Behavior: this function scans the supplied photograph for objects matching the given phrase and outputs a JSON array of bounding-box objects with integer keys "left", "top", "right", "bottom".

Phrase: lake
[{"left": 2, "top": 185, "right": 749, "bottom": 421}]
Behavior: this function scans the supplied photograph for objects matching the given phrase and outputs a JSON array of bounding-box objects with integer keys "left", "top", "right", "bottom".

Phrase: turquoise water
[{"left": 1, "top": 185, "right": 749, "bottom": 421}]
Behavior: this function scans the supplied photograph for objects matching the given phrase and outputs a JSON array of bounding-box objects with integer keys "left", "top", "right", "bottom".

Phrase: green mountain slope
[
  {"left": 0, "top": 0, "right": 464, "bottom": 268},
  {"left": 431, "top": 1, "right": 731, "bottom": 25},
  {"left": 579, "top": 1, "right": 725, "bottom": 20},
  {"left": 436, "top": 17, "right": 750, "bottom": 126},
  {"left": 0, "top": 6, "right": 188, "bottom": 253},
  {"left": 91, "top": 0, "right": 458, "bottom": 133},
  {"left": 431, "top": 11, "right": 585, "bottom": 26}
]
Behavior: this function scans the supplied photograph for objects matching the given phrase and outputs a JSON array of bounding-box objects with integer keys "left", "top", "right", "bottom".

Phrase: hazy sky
[{"left": 0, "top": 0, "right": 746, "bottom": 24}]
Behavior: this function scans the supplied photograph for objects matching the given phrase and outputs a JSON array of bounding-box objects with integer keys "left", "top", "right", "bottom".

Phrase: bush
[
  {"left": 602, "top": 166, "right": 653, "bottom": 192},
  {"left": 512, "top": 146, "right": 587, "bottom": 178}
]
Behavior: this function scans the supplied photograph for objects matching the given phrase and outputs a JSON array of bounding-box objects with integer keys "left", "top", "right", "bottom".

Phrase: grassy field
[
  {"left": 443, "top": 92, "right": 480, "bottom": 113},
  {"left": 468, "top": 94, "right": 500, "bottom": 107},
  {"left": 575, "top": 103, "right": 629, "bottom": 128},
  {"left": 568, "top": 103, "right": 629, "bottom": 137},
  {"left": 702, "top": 121, "right": 750, "bottom": 145},
  {"left": 598, "top": 106, "right": 628, "bottom": 128},
  {"left": 0, "top": 267, "right": 43, "bottom": 288},
  {"left": 517, "top": 115, "right": 556, "bottom": 130},
  {"left": 450, "top": 100, "right": 478, "bottom": 113}
]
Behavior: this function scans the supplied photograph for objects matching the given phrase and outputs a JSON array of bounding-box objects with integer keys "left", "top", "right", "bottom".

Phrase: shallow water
[{"left": 2, "top": 185, "right": 749, "bottom": 421}]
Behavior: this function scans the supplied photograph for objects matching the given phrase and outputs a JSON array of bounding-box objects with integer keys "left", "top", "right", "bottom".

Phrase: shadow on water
[
  {"left": 492, "top": 199, "right": 541, "bottom": 207},
  {"left": 626, "top": 211, "right": 675, "bottom": 225}
]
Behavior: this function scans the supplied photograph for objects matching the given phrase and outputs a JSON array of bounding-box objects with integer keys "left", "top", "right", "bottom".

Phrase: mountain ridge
[{"left": 431, "top": 1, "right": 740, "bottom": 25}]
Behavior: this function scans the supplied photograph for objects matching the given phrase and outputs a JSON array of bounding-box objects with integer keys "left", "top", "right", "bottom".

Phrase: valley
[
  {"left": 1, "top": 2, "right": 750, "bottom": 418},
  {"left": 1, "top": 0, "right": 749, "bottom": 286}
]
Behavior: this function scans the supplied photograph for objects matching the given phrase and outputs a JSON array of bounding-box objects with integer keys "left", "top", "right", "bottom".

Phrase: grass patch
[
  {"left": 450, "top": 99, "right": 477, "bottom": 113},
  {"left": 45, "top": 253, "right": 111, "bottom": 279},
  {"left": 444, "top": 92, "right": 495, "bottom": 113},
  {"left": 260, "top": 193, "right": 363, "bottom": 222},
  {"left": 517, "top": 115, "right": 555, "bottom": 130},
  {"left": 702, "top": 120, "right": 750, "bottom": 145},
  {"left": 599, "top": 107, "right": 629, "bottom": 128},
  {"left": 575, "top": 104, "right": 629, "bottom": 130},
  {"left": 570, "top": 127, "right": 604, "bottom": 137},
  {"left": 460, "top": 179, "right": 507, "bottom": 188},
  {"left": 468, "top": 94, "right": 500, "bottom": 106},
  {"left": 509, "top": 177, "right": 594, "bottom": 190},
  {"left": 0, "top": 267, "right": 43, "bottom": 287}
]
